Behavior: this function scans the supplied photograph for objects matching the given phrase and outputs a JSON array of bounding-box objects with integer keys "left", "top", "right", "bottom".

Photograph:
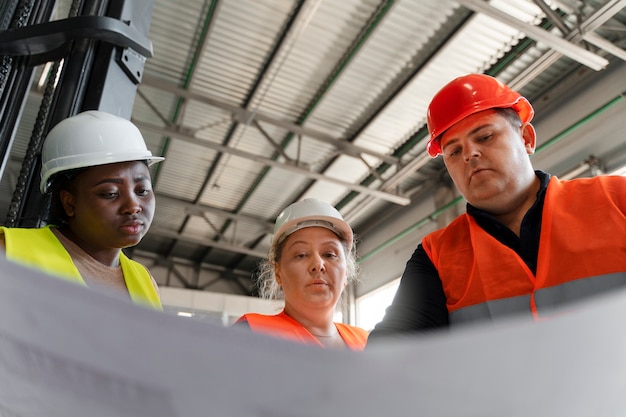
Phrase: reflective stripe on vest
[
  {"left": 424, "top": 175, "right": 626, "bottom": 325},
  {"left": 449, "top": 295, "right": 533, "bottom": 324},
  {"left": 0, "top": 226, "right": 162, "bottom": 310},
  {"left": 450, "top": 272, "right": 626, "bottom": 323}
]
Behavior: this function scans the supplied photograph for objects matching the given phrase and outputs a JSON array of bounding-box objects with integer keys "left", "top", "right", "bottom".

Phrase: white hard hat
[
  {"left": 271, "top": 198, "right": 353, "bottom": 257},
  {"left": 40, "top": 110, "right": 164, "bottom": 193}
]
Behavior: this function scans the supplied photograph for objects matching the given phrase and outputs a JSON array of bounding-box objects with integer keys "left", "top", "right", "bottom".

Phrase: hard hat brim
[
  {"left": 273, "top": 216, "right": 353, "bottom": 250},
  {"left": 40, "top": 153, "right": 164, "bottom": 193}
]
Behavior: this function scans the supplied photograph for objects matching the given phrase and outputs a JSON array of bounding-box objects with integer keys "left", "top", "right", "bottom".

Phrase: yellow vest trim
[{"left": 0, "top": 226, "right": 162, "bottom": 310}]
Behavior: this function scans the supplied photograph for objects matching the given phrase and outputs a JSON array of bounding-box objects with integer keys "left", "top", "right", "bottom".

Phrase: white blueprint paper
[{"left": 0, "top": 256, "right": 625, "bottom": 417}]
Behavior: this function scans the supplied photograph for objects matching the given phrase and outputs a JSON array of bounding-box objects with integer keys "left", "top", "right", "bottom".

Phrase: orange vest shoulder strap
[
  {"left": 239, "top": 311, "right": 306, "bottom": 334},
  {"left": 336, "top": 323, "right": 368, "bottom": 350}
]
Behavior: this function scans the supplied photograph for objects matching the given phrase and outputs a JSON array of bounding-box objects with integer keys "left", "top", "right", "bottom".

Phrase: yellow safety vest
[{"left": 0, "top": 226, "right": 162, "bottom": 310}]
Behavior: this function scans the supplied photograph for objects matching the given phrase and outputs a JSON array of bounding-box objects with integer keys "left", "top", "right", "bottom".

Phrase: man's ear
[
  {"left": 521, "top": 123, "right": 536, "bottom": 155},
  {"left": 59, "top": 190, "right": 76, "bottom": 217}
]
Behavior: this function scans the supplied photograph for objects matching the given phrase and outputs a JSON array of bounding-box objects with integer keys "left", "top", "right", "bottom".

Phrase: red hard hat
[{"left": 426, "top": 74, "right": 534, "bottom": 157}]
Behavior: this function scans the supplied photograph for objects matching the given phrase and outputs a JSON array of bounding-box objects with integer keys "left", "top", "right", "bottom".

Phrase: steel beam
[
  {"left": 139, "top": 74, "right": 400, "bottom": 166},
  {"left": 147, "top": 225, "right": 267, "bottom": 259},
  {"left": 135, "top": 120, "right": 411, "bottom": 205}
]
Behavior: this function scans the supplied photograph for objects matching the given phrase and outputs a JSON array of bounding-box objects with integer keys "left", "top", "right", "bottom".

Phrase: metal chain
[
  {"left": 0, "top": 0, "right": 33, "bottom": 113},
  {"left": 4, "top": 0, "right": 69, "bottom": 226}
]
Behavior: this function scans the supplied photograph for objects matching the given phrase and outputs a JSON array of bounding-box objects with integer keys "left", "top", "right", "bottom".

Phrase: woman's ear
[
  {"left": 59, "top": 190, "right": 76, "bottom": 217},
  {"left": 274, "top": 263, "right": 282, "bottom": 286}
]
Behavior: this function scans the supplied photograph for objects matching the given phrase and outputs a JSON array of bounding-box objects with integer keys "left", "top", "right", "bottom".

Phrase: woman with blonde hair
[{"left": 236, "top": 198, "right": 367, "bottom": 350}]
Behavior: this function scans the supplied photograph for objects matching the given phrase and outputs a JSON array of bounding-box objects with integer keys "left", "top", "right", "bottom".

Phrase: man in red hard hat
[{"left": 368, "top": 73, "right": 626, "bottom": 339}]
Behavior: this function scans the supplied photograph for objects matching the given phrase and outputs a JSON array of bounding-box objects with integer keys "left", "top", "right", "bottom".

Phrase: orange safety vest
[
  {"left": 0, "top": 226, "right": 162, "bottom": 310},
  {"left": 237, "top": 310, "right": 368, "bottom": 350},
  {"left": 422, "top": 175, "right": 626, "bottom": 324}
]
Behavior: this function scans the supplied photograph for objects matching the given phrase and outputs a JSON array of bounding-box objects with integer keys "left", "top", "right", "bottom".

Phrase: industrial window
[{"left": 355, "top": 278, "right": 400, "bottom": 331}]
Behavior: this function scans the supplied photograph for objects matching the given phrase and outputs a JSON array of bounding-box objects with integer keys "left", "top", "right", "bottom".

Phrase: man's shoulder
[{"left": 553, "top": 174, "right": 625, "bottom": 187}]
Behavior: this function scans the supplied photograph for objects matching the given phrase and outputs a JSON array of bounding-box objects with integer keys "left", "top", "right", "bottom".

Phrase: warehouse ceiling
[{"left": 3, "top": 0, "right": 626, "bottom": 296}]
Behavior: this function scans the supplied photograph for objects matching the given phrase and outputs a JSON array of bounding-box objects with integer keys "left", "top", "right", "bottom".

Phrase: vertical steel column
[{"left": 81, "top": 0, "right": 154, "bottom": 116}]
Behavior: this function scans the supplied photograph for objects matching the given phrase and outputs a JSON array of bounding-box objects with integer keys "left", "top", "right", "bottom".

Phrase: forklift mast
[{"left": 0, "top": 0, "right": 155, "bottom": 227}]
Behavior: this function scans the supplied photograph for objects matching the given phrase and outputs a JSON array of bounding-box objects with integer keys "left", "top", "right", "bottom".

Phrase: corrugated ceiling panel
[
  {"left": 170, "top": 1, "right": 304, "bottom": 217},
  {"left": 200, "top": 121, "right": 338, "bottom": 215},
  {"left": 303, "top": 0, "right": 460, "bottom": 140},
  {"left": 180, "top": 101, "right": 235, "bottom": 144},
  {"left": 246, "top": 0, "right": 381, "bottom": 120},
  {"left": 151, "top": 196, "right": 189, "bottom": 231},
  {"left": 237, "top": 166, "right": 311, "bottom": 221},
  {"left": 146, "top": 0, "right": 208, "bottom": 83},
  {"left": 226, "top": 123, "right": 288, "bottom": 157},
  {"left": 152, "top": 101, "right": 232, "bottom": 202},
  {"left": 139, "top": 0, "right": 216, "bottom": 206},
  {"left": 301, "top": 171, "right": 362, "bottom": 206},
  {"left": 493, "top": 0, "right": 542, "bottom": 17},
  {"left": 132, "top": 85, "right": 179, "bottom": 127},
  {"left": 182, "top": 215, "right": 224, "bottom": 241},
  {"left": 198, "top": 155, "right": 266, "bottom": 209},
  {"left": 155, "top": 137, "right": 218, "bottom": 199},
  {"left": 131, "top": 88, "right": 178, "bottom": 167},
  {"left": 499, "top": 41, "right": 567, "bottom": 98},
  {"left": 190, "top": 0, "right": 296, "bottom": 106},
  {"left": 499, "top": 0, "right": 626, "bottom": 100},
  {"left": 182, "top": 212, "right": 268, "bottom": 249},
  {"left": 225, "top": 0, "right": 386, "bottom": 224},
  {"left": 229, "top": 132, "right": 336, "bottom": 202},
  {"left": 141, "top": 129, "right": 169, "bottom": 167}
]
